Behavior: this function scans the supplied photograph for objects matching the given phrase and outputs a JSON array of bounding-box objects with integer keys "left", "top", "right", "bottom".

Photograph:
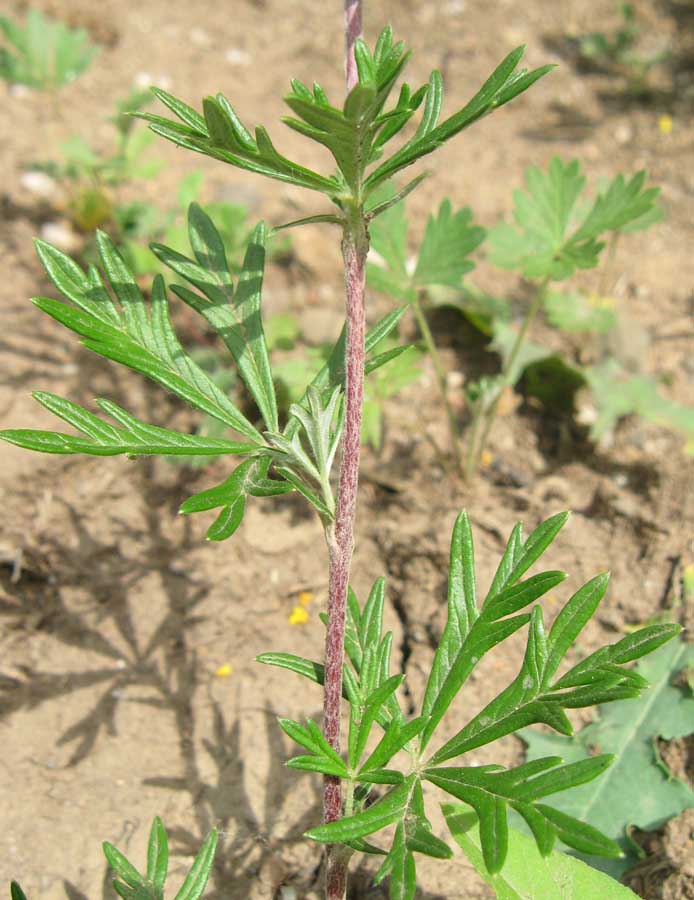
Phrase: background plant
[
  {"left": 11, "top": 818, "right": 217, "bottom": 900},
  {"left": 572, "top": 3, "right": 670, "bottom": 94},
  {"left": 30, "top": 88, "right": 163, "bottom": 233},
  {"left": 0, "top": 7, "right": 97, "bottom": 93},
  {"left": 368, "top": 156, "right": 694, "bottom": 477}
]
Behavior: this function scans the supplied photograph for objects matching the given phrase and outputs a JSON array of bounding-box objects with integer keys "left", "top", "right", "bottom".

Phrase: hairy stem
[
  {"left": 465, "top": 277, "right": 550, "bottom": 479},
  {"left": 344, "top": 0, "right": 362, "bottom": 92},
  {"left": 411, "top": 291, "right": 463, "bottom": 475},
  {"left": 323, "top": 220, "right": 368, "bottom": 900}
]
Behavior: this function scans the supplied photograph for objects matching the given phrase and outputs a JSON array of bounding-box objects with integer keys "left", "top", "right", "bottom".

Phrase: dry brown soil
[{"left": 0, "top": 1, "right": 693, "bottom": 898}]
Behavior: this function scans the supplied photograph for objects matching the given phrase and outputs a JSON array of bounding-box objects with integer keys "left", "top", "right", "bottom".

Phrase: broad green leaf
[
  {"left": 584, "top": 360, "right": 694, "bottom": 447},
  {"left": 522, "top": 639, "right": 694, "bottom": 875},
  {"left": 489, "top": 159, "right": 661, "bottom": 281},
  {"left": 413, "top": 201, "right": 485, "bottom": 289},
  {"left": 443, "top": 805, "right": 638, "bottom": 899},
  {"left": 544, "top": 290, "right": 618, "bottom": 334}
]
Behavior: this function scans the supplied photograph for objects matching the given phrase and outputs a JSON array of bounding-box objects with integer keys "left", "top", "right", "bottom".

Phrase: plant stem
[
  {"left": 598, "top": 231, "right": 621, "bottom": 298},
  {"left": 465, "top": 276, "right": 550, "bottom": 479},
  {"left": 411, "top": 291, "right": 463, "bottom": 475},
  {"left": 322, "top": 10, "right": 364, "bottom": 898},
  {"left": 323, "top": 217, "right": 368, "bottom": 900},
  {"left": 344, "top": 0, "right": 362, "bottom": 92}
]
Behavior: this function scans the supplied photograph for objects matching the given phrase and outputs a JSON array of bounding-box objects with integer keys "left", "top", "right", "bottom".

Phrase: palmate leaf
[
  {"left": 268, "top": 512, "right": 679, "bottom": 898},
  {"left": 426, "top": 756, "right": 620, "bottom": 872},
  {"left": 141, "top": 28, "right": 552, "bottom": 205},
  {"left": 522, "top": 639, "right": 694, "bottom": 875},
  {"left": 584, "top": 360, "right": 694, "bottom": 448},
  {"left": 367, "top": 187, "right": 485, "bottom": 304},
  {"left": 419, "top": 512, "right": 569, "bottom": 750},
  {"left": 413, "top": 201, "right": 486, "bottom": 288},
  {"left": 444, "top": 806, "right": 639, "bottom": 900},
  {"left": 489, "top": 158, "right": 662, "bottom": 280}
]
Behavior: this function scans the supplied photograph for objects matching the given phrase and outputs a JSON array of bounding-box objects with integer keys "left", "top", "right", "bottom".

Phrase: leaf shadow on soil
[{"left": 0, "top": 447, "right": 451, "bottom": 899}]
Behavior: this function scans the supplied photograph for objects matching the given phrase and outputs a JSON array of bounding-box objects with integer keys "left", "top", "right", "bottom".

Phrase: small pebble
[
  {"left": 20, "top": 170, "right": 58, "bottom": 200},
  {"left": 39, "top": 220, "right": 82, "bottom": 254},
  {"left": 225, "top": 48, "right": 252, "bottom": 66}
]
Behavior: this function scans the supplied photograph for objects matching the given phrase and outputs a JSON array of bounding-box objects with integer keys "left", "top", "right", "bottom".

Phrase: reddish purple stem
[
  {"left": 344, "top": 0, "right": 362, "bottom": 92},
  {"left": 322, "top": 5, "right": 364, "bottom": 898},
  {"left": 323, "top": 232, "right": 367, "bottom": 900}
]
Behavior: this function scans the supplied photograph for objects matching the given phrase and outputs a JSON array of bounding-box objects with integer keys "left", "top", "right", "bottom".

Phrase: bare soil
[{"left": 0, "top": 1, "right": 692, "bottom": 898}]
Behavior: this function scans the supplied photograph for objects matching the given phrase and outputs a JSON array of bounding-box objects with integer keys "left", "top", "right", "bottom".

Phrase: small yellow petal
[
  {"left": 480, "top": 450, "right": 493, "bottom": 468},
  {"left": 658, "top": 114, "right": 673, "bottom": 135},
  {"left": 289, "top": 606, "right": 310, "bottom": 625},
  {"left": 215, "top": 663, "right": 233, "bottom": 677},
  {"left": 299, "top": 591, "right": 314, "bottom": 607}
]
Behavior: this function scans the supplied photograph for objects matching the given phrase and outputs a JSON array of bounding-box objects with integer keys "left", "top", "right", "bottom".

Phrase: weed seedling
[
  {"left": 3, "top": 7, "right": 683, "bottom": 900},
  {"left": 370, "top": 156, "right": 694, "bottom": 477},
  {"left": 0, "top": 8, "right": 97, "bottom": 94}
]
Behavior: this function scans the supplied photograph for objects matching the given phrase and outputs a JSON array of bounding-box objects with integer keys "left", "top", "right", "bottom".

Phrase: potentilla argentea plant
[{"left": 3, "top": 6, "right": 680, "bottom": 900}]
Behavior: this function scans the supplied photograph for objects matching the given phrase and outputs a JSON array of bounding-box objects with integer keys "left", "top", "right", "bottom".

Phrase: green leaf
[
  {"left": 172, "top": 828, "right": 217, "bottom": 900},
  {"left": 307, "top": 778, "right": 416, "bottom": 844},
  {"left": 365, "top": 47, "right": 554, "bottom": 191},
  {"left": 544, "top": 290, "right": 618, "bottom": 334},
  {"left": 30, "top": 242, "right": 262, "bottom": 442},
  {"left": 1, "top": 393, "right": 256, "bottom": 458},
  {"left": 443, "top": 805, "right": 639, "bottom": 899},
  {"left": 154, "top": 208, "right": 278, "bottom": 431},
  {"left": 142, "top": 92, "right": 338, "bottom": 195},
  {"left": 146, "top": 817, "right": 168, "bottom": 897},
  {"left": 542, "top": 573, "right": 610, "bottom": 688},
  {"left": 489, "top": 159, "right": 661, "bottom": 281},
  {"left": 10, "top": 884, "right": 28, "bottom": 900},
  {"left": 427, "top": 755, "right": 616, "bottom": 872},
  {"left": 584, "top": 360, "right": 694, "bottom": 447},
  {"left": 0, "top": 9, "right": 96, "bottom": 90},
  {"left": 413, "top": 201, "right": 485, "bottom": 289},
  {"left": 522, "top": 639, "right": 694, "bottom": 874},
  {"left": 256, "top": 652, "right": 358, "bottom": 704},
  {"left": 422, "top": 511, "right": 477, "bottom": 718},
  {"left": 103, "top": 843, "right": 145, "bottom": 890}
]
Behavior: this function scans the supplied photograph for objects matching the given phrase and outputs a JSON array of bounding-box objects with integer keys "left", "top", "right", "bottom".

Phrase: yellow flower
[
  {"left": 215, "top": 663, "right": 233, "bottom": 677},
  {"left": 658, "top": 114, "right": 673, "bottom": 135},
  {"left": 289, "top": 605, "right": 310, "bottom": 625},
  {"left": 299, "top": 591, "right": 314, "bottom": 607}
]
